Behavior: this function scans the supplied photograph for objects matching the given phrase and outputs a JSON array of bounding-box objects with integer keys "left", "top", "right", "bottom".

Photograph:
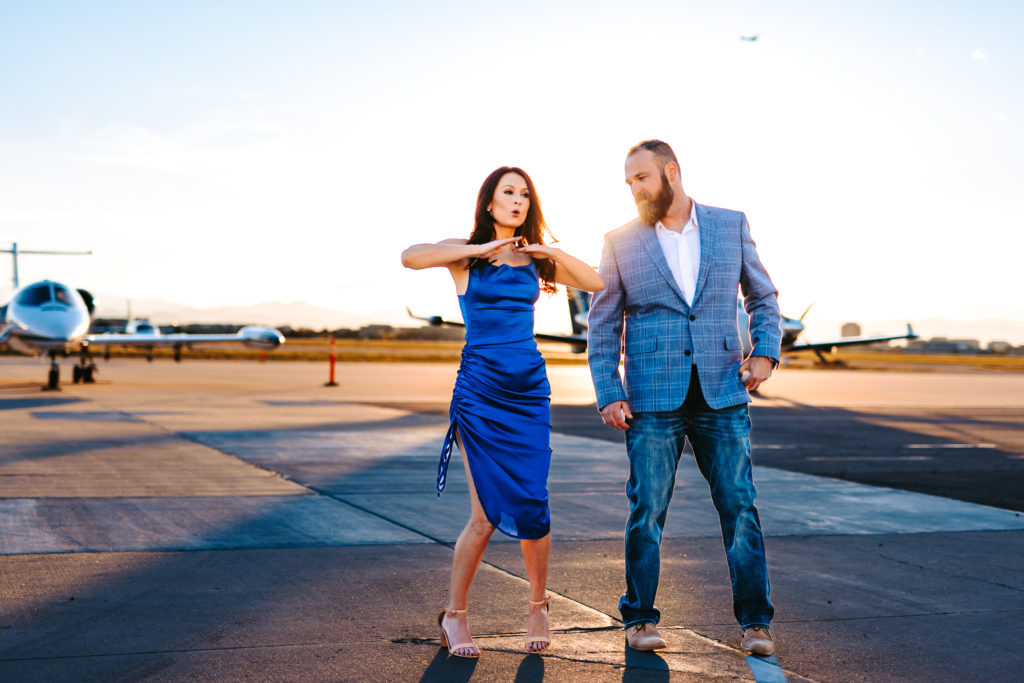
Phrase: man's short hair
[{"left": 627, "top": 140, "right": 679, "bottom": 169}]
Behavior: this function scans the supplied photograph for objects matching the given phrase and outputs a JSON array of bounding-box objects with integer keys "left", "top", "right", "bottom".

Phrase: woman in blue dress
[{"left": 402, "top": 167, "right": 604, "bottom": 657}]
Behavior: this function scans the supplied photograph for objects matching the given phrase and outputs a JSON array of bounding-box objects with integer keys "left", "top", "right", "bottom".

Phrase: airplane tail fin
[
  {"left": 1, "top": 243, "right": 92, "bottom": 289},
  {"left": 567, "top": 288, "right": 591, "bottom": 335}
]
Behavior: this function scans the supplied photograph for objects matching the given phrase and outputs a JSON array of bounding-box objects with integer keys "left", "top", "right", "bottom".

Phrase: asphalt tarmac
[
  {"left": 375, "top": 366, "right": 1024, "bottom": 513},
  {"left": 0, "top": 357, "right": 1022, "bottom": 682}
]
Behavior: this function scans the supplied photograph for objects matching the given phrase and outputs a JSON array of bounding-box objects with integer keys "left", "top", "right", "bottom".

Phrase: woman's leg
[
  {"left": 521, "top": 532, "right": 551, "bottom": 652},
  {"left": 443, "top": 433, "right": 494, "bottom": 656}
]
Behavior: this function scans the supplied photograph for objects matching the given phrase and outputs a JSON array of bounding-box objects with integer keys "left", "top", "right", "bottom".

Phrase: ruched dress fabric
[{"left": 437, "top": 261, "right": 552, "bottom": 540}]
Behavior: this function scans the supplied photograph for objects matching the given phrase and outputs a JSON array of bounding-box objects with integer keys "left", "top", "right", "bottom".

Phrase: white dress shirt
[{"left": 655, "top": 201, "right": 700, "bottom": 305}]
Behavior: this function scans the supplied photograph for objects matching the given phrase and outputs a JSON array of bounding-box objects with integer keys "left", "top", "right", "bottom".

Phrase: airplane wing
[
  {"left": 406, "top": 308, "right": 464, "bottom": 330},
  {"left": 84, "top": 325, "right": 285, "bottom": 350},
  {"left": 787, "top": 324, "right": 917, "bottom": 353},
  {"left": 406, "top": 307, "right": 588, "bottom": 351}
]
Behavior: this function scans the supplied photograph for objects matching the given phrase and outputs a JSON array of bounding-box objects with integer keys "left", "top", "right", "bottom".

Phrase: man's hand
[
  {"left": 599, "top": 400, "right": 633, "bottom": 430},
  {"left": 739, "top": 356, "right": 774, "bottom": 392}
]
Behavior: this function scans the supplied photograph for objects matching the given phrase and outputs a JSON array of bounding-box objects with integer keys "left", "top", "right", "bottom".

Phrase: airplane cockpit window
[
  {"left": 53, "top": 285, "right": 75, "bottom": 304},
  {"left": 15, "top": 284, "right": 52, "bottom": 307}
]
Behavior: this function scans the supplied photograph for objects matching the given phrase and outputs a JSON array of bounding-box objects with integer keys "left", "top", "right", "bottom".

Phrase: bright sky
[{"left": 2, "top": 1, "right": 1022, "bottom": 341}]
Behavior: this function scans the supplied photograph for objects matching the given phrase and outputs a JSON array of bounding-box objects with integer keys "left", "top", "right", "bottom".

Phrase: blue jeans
[{"left": 620, "top": 368, "right": 773, "bottom": 629}]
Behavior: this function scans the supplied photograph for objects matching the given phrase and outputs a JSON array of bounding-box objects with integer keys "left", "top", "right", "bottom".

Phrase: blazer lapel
[
  {"left": 691, "top": 203, "right": 714, "bottom": 304},
  {"left": 639, "top": 223, "right": 688, "bottom": 306}
]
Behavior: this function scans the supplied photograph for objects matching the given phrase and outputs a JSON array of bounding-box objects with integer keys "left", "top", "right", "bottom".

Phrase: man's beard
[{"left": 636, "top": 170, "right": 674, "bottom": 225}]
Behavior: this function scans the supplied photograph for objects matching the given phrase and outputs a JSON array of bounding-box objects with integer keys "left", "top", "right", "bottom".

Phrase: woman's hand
[
  {"left": 477, "top": 236, "right": 523, "bottom": 260},
  {"left": 513, "top": 243, "right": 559, "bottom": 260},
  {"left": 403, "top": 237, "right": 524, "bottom": 270},
  {"left": 516, "top": 242, "right": 604, "bottom": 292}
]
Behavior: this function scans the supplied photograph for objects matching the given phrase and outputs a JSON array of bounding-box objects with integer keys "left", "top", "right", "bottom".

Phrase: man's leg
[
  {"left": 620, "top": 409, "right": 686, "bottom": 627},
  {"left": 686, "top": 379, "right": 773, "bottom": 629}
]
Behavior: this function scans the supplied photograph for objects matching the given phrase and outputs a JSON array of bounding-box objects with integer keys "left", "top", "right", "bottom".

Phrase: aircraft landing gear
[
  {"left": 72, "top": 348, "right": 97, "bottom": 384},
  {"left": 811, "top": 347, "right": 847, "bottom": 367},
  {"left": 42, "top": 352, "right": 61, "bottom": 391}
]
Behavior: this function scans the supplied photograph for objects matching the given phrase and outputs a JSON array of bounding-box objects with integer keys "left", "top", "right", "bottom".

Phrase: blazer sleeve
[
  {"left": 587, "top": 233, "right": 628, "bottom": 409},
  {"left": 738, "top": 213, "right": 783, "bottom": 363}
]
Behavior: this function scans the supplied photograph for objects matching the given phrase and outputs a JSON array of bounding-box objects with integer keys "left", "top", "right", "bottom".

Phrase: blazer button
[
  {"left": 684, "top": 350, "right": 691, "bottom": 356},
  {"left": 689, "top": 315, "right": 695, "bottom": 321}
]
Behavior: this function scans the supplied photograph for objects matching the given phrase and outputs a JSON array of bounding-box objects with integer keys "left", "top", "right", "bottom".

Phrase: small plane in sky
[
  {"left": 740, "top": 34, "right": 760, "bottom": 42},
  {"left": 0, "top": 243, "right": 285, "bottom": 389},
  {"left": 409, "top": 289, "right": 917, "bottom": 361}
]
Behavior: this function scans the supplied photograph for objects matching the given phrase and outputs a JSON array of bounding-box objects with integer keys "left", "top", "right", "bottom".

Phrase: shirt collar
[{"left": 655, "top": 200, "right": 698, "bottom": 236}]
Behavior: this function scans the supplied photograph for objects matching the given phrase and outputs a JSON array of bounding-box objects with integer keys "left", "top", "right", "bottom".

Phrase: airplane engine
[
  {"left": 238, "top": 325, "right": 285, "bottom": 349},
  {"left": 76, "top": 289, "right": 96, "bottom": 315}
]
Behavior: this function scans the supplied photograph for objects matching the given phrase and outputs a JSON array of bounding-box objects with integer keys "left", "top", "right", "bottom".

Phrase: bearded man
[{"left": 587, "top": 139, "right": 782, "bottom": 655}]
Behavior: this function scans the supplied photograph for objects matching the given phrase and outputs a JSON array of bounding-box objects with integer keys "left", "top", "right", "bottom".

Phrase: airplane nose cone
[
  {"left": 13, "top": 307, "right": 90, "bottom": 342},
  {"left": 782, "top": 319, "right": 804, "bottom": 335},
  {"left": 239, "top": 325, "right": 285, "bottom": 349}
]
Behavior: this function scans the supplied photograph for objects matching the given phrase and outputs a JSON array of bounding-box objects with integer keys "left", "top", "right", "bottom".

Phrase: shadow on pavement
[
  {"left": 418, "top": 648, "right": 478, "bottom": 682},
  {"left": 534, "top": 402, "right": 1024, "bottom": 512},
  {"left": 622, "top": 646, "right": 669, "bottom": 681},
  {"left": 513, "top": 654, "right": 545, "bottom": 681},
  {"left": 0, "top": 396, "right": 81, "bottom": 410}
]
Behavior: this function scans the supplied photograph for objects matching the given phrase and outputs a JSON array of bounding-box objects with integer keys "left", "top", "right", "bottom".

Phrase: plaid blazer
[{"left": 588, "top": 203, "right": 782, "bottom": 412}]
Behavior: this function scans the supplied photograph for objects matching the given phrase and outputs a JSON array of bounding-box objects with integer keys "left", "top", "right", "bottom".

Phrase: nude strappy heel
[
  {"left": 525, "top": 597, "right": 551, "bottom": 653},
  {"left": 438, "top": 608, "right": 479, "bottom": 658}
]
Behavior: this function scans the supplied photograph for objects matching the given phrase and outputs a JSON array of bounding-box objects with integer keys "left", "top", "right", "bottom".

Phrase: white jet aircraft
[{"left": 0, "top": 243, "right": 285, "bottom": 390}]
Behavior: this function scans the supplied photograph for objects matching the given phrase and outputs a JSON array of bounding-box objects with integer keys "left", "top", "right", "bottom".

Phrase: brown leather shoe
[
  {"left": 741, "top": 627, "right": 774, "bottom": 655},
  {"left": 625, "top": 623, "right": 667, "bottom": 650}
]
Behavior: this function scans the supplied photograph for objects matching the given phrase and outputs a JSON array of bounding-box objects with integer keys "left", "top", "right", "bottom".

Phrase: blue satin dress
[{"left": 436, "top": 261, "right": 552, "bottom": 540}]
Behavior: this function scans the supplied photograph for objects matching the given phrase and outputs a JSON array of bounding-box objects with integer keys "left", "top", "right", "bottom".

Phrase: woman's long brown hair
[{"left": 467, "top": 166, "right": 557, "bottom": 294}]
